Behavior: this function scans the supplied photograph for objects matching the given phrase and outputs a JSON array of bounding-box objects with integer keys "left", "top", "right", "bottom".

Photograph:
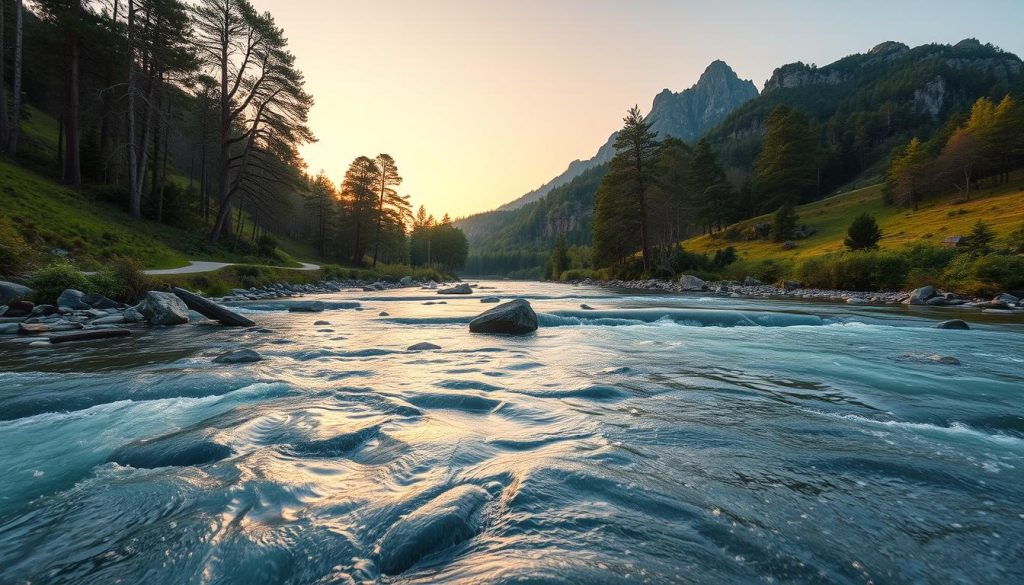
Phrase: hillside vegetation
[{"left": 686, "top": 177, "right": 1024, "bottom": 262}]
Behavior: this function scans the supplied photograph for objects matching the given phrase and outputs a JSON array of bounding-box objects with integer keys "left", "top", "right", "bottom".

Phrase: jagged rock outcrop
[{"left": 490, "top": 60, "right": 756, "bottom": 212}]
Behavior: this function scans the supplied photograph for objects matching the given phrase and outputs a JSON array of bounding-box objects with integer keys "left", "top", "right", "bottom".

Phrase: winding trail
[{"left": 143, "top": 261, "right": 320, "bottom": 276}]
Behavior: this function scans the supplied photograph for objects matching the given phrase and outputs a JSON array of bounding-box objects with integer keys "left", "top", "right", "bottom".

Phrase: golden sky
[{"left": 255, "top": 0, "right": 1024, "bottom": 218}]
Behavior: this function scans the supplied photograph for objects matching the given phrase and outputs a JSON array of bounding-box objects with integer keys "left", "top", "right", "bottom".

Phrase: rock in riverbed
[
  {"left": 136, "top": 291, "right": 190, "bottom": 326},
  {"left": 679, "top": 275, "right": 705, "bottom": 291},
  {"left": 172, "top": 287, "right": 254, "bottom": 327},
  {"left": 469, "top": 299, "right": 538, "bottom": 335},
  {"left": 935, "top": 319, "right": 970, "bottom": 330},
  {"left": 57, "top": 289, "right": 92, "bottom": 311},
  {"left": 480, "top": 297, "right": 500, "bottom": 304},
  {"left": 3, "top": 300, "right": 34, "bottom": 318},
  {"left": 905, "top": 285, "right": 936, "bottom": 305},
  {"left": 287, "top": 301, "right": 325, "bottom": 313},
  {"left": 49, "top": 329, "right": 131, "bottom": 344},
  {"left": 438, "top": 283, "right": 472, "bottom": 295},
  {"left": 0, "top": 281, "right": 33, "bottom": 304}
]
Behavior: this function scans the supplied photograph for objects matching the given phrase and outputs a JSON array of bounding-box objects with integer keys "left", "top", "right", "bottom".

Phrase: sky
[{"left": 255, "top": 0, "right": 1024, "bottom": 218}]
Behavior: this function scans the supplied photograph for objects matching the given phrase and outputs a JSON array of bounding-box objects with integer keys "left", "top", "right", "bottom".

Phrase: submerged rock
[
  {"left": 935, "top": 319, "right": 970, "bottom": 330},
  {"left": 314, "top": 320, "right": 331, "bottom": 325},
  {"left": 0, "top": 281, "right": 33, "bottom": 305},
  {"left": 437, "top": 283, "right": 472, "bottom": 295},
  {"left": 137, "top": 291, "right": 190, "bottom": 326},
  {"left": 407, "top": 342, "right": 441, "bottom": 351},
  {"left": 580, "top": 304, "right": 595, "bottom": 310},
  {"left": 49, "top": 329, "right": 131, "bottom": 344},
  {"left": 897, "top": 352, "right": 961, "bottom": 366},
  {"left": 287, "top": 301, "right": 325, "bottom": 313},
  {"left": 469, "top": 299, "right": 538, "bottom": 334},
  {"left": 108, "top": 430, "right": 232, "bottom": 468},
  {"left": 376, "top": 484, "right": 490, "bottom": 575},
  {"left": 213, "top": 348, "right": 263, "bottom": 364},
  {"left": 379, "top": 311, "right": 390, "bottom": 316}
]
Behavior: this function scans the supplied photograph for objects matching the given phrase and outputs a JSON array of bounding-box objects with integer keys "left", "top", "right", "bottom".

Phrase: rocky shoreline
[
  {"left": 570, "top": 275, "right": 1024, "bottom": 313},
  {"left": 0, "top": 277, "right": 445, "bottom": 342}
]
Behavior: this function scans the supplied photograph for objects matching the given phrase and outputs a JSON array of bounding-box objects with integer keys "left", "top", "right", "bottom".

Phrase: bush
[
  {"left": 256, "top": 234, "right": 279, "bottom": 258},
  {"left": 797, "top": 251, "right": 909, "bottom": 290},
  {"left": 844, "top": 213, "right": 882, "bottom": 250},
  {"left": 0, "top": 217, "right": 32, "bottom": 276},
  {"left": 561, "top": 268, "right": 602, "bottom": 281},
  {"left": 29, "top": 262, "right": 90, "bottom": 303},
  {"left": 669, "top": 247, "right": 713, "bottom": 273},
  {"left": 713, "top": 247, "right": 738, "bottom": 268},
  {"left": 943, "top": 253, "right": 1024, "bottom": 296},
  {"left": 89, "top": 257, "right": 151, "bottom": 302}
]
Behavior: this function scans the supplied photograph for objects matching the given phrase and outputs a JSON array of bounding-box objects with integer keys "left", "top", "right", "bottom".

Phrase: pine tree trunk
[
  {"left": 126, "top": 0, "right": 141, "bottom": 217},
  {"left": 1, "top": 1, "right": 7, "bottom": 150},
  {"left": 62, "top": 0, "right": 83, "bottom": 188},
  {"left": 7, "top": 0, "right": 23, "bottom": 154}
]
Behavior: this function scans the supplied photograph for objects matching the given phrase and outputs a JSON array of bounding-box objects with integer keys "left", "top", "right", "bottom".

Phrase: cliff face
[{"left": 493, "top": 60, "right": 757, "bottom": 212}]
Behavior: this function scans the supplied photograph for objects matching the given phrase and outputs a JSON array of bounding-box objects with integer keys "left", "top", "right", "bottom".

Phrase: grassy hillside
[
  {"left": 0, "top": 158, "right": 313, "bottom": 272},
  {"left": 686, "top": 178, "right": 1024, "bottom": 262}
]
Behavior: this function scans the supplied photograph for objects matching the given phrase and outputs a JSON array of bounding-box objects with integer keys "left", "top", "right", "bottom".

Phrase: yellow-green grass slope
[{"left": 686, "top": 178, "right": 1024, "bottom": 262}]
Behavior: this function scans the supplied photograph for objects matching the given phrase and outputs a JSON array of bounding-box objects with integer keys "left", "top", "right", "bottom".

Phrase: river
[{"left": 1, "top": 281, "right": 1022, "bottom": 583}]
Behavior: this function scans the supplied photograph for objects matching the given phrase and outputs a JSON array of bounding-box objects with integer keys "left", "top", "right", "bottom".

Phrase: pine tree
[
  {"left": 963, "top": 220, "right": 995, "bottom": 256},
  {"left": 550, "top": 234, "right": 570, "bottom": 280},
  {"left": 341, "top": 156, "right": 379, "bottom": 265},
  {"left": 371, "top": 153, "right": 405, "bottom": 267},
  {"left": 886, "top": 137, "right": 929, "bottom": 210},
  {"left": 844, "top": 213, "right": 882, "bottom": 250},
  {"left": 772, "top": 203, "right": 798, "bottom": 242},
  {"left": 689, "top": 138, "right": 730, "bottom": 233},
  {"left": 755, "top": 105, "right": 820, "bottom": 209},
  {"left": 592, "top": 106, "right": 658, "bottom": 270}
]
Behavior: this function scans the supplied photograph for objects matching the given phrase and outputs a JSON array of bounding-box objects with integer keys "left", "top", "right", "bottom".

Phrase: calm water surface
[{"left": 1, "top": 281, "right": 1022, "bottom": 584}]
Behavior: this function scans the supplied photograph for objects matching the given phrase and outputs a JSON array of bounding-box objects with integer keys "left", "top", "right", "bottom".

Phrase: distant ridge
[{"left": 491, "top": 60, "right": 758, "bottom": 212}]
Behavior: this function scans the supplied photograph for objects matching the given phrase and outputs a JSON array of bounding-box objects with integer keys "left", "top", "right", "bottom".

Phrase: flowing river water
[{"left": 1, "top": 281, "right": 1022, "bottom": 584}]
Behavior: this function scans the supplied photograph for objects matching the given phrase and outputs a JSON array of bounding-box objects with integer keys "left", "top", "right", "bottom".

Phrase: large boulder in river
[
  {"left": 136, "top": 291, "right": 190, "bottom": 326},
  {"left": 172, "top": 287, "right": 254, "bottom": 327},
  {"left": 469, "top": 299, "right": 538, "bottom": 335},
  {"left": 0, "top": 281, "right": 33, "bottom": 304},
  {"left": 57, "top": 289, "right": 91, "bottom": 311},
  {"left": 678, "top": 275, "right": 705, "bottom": 291},
  {"left": 287, "top": 300, "right": 325, "bottom": 313},
  {"left": 438, "top": 283, "right": 472, "bottom": 295},
  {"left": 904, "top": 285, "right": 936, "bottom": 305}
]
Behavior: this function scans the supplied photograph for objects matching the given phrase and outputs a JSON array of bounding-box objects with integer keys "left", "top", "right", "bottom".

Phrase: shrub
[
  {"left": 669, "top": 247, "right": 713, "bottom": 274},
  {"left": 772, "top": 203, "right": 798, "bottom": 242},
  {"left": 844, "top": 213, "right": 882, "bottom": 250},
  {"left": 0, "top": 217, "right": 32, "bottom": 276},
  {"left": 256, "top": 234, "right": 279, "bottom": 258},
  {"left": 945, "top": 254, "right": 1024, "bottom": 295},
  {"left": 962, "top": 220, "right": 996, "bottom": 257},
  {"left": 1004, "top": 223, "right": 1024, "bottom": 254},
  {"left": 561, "top": 268, "right": 602, "bottom": 281},
  {"left": 713, "top": 247, "right": 738, "bottom": 268},
  {"left": 797, "top": 251, "right": 909, "bottom": 290},
  {"left": 29, "top": 262, "right": 90, "bottom": 303},
  {"left": 89, "top": 257, "right": 151, "bottom": 302}
]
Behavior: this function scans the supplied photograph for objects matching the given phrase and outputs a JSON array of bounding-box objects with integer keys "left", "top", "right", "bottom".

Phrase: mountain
[
  {"left": 706, "top": 39, "right": 1024, "bottom": 191},
  {"left": 460, "top": 40, "right": 1024, "bottom": 278},
  {"left": 493, "top": 60, "right": 758, "bottom": 212}
]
